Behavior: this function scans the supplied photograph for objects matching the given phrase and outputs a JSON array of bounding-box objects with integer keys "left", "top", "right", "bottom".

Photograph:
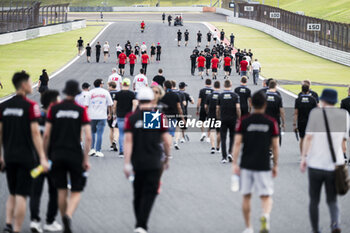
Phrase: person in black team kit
[
  {"left": 234, "top": 76, "right": 251, "bottom": 116},
  {"left": 207, "top": 31, "right": 212, "bottom": 46},
  {"left": 230, "top": 33, "right": 235, "bottom": 47},
  {"left": 0, "top": 71, "right": 49, "bottom": 233},
  {"left": 77, "top": 37, "right": 83, "bottom": 56},
  {"left": 30, "top": 90, "right": 62, "bottom": 233},
  {"left": 265, "top": 80, "right": 285, "bottom": 145},
  {"left": 205, "top": 52, "right": 212, "bottom": 76},
  {"left": 95, "top": 42, "right": 101, "bottom": 63},
  {"left": 177, "top": 29, "right": 182, "bottom": 47},
  {"left": 156, "top": 43, "right": 162, "bottom": 61},
  {"left": 197, "top": 30, "right": 202, "bottom": 47},
  {"left": 162, "top": 13, "right": 165, "bottom": 23},
  {"left": 43, "top": 80, "right": 92, "bottom": 233},
  {"left": 220, "top": 29, "right": 225, "bottom": 42},
  {"left": 125, "top": 40, "right": 132, "bottom": 57},
  {"left": 235, "top": 49, "right": 241, "bottom": 73},
  {"left": 293, "top": 84, "right": 317, "bottom": 154},
  {"left": 153, "top": 69, "right": 165, "bottom": 87},
  {"left": 197, "top": 79, "right": 213, "bottom": 141},
  {"left": 217, "top": 80, "right": 240, "bottom": 163},
  {"left": 167, "top": 15, "right": 172, "bottom": 26},
  {"left": 341, "top": 86, "right": 350, "bottom": 114},
  {"left": 297, "top": 80, "right": 319, "bottom": 104},
  {"left": 85, "top": 43, "right": 91, "bottom": 63},
  {"left": 205, "top": 81, "right": 221, "bottom": 154},
  {"left": 179, "top": 82, "right": 194, "bottom": 142},
  {"left": 190, "top": 51, "right": 197, "bottom": 76},
  {"left": 124, "top": 87, "right": 172, "bottom": 233},
  {"left": 184, "top": 29, "right": 189, "bottom": 47}
]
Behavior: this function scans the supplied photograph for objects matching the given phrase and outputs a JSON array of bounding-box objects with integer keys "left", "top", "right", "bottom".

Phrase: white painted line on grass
[{"left": 1, "top": 22, "right": 114, "bottom": 103}]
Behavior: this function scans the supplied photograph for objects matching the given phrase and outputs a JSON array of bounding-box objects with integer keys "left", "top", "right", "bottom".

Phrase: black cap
[
  {"left": 179, "top": 82, "right": 187, "bottom": 89},
  {"left": 63, "top": 80, "right": 81, "bottom": 96},
  {"left": 82, "top": 82, "right": 90, "bottom": 89}
]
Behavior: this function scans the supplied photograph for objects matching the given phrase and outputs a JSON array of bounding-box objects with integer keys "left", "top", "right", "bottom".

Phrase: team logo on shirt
[
  {"left": 56, "top": 110, "right": 79, "bottom": 119},
  {"left": 143, "top": 110, "right": 161, "bottom": 129},
  {"left": 3, "top": 108, "right": 23, "bottom": 117},
  {"left": 301, "top": 97, "right": 310, "bottom": 103},
  {"left": 267, "top": 96, "right": 275, "bottom": 102},
  {"left": 223, "top": 94, "right": 232, "bottom": 99}
]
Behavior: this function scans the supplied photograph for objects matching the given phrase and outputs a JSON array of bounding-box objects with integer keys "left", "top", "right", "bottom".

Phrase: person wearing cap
[
  {"left": 43, "top": 80, "right": 92, "bottom": 233},
  {"left": 300, "top": 88, "right": 349, "bottom": 233},
  {"left": 140, "top": 42, "right": 147, "bottom": 53},
  {"left": 124, "top": 86, "right": 172, "bottom": 233},
  {"left": 75, "top": 82, "right": 90, "bottom": 107},
  {"left": 0, "top": 71, "right": 49, "bottom": 233},
  {"left": 156, "top": 42, "right": 162, "bottom": 61},
  {"left": 114, "top": 78, "right": 138, "bottom": 157},
  {"left": 108, "top": 68, "right": 122, "bottom": 91},
  {"left": 152, "top": 69, "right": 165, "bottom": 87},
  {"left": 30, "top": 90, "right": 62, "bottom": 233},
  {"left": 133, "top": 69, "right": 148, "bottom": 94},
  {"left": 179, "top": 82, "right": 194, "bottom": 142},
  {"left": 86, "top": 79, "right": 114, "bottom": 158}
]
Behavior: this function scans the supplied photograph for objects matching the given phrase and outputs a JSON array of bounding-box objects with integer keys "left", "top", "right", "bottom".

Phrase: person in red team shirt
[
  {"left": 224, "top": 54, "right": 232, "bottom": 79},
  {"left": 118, "top": 50, "right": 127, "bottom": 76},
  {"left": 141, "top": 51, "right": 150, "bottom": 75},
  {"left": 128, "top": 50, "right": 137, "bottom": 76},
  {"left": 197, "top": 52, "right": 206, "bottom": 79},
  {"left": 240, "top": 57, "right": 249, "bottom": 77},
  {"left": 211, "top": 55, "right": 220, "bottom": 80},
  {"left": 140, "top": 21, "right": 145, "bottom": 33}
]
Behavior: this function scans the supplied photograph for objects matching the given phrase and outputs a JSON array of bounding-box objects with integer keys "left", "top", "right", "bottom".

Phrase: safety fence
[
  {"left": 221, "top": 1, "right": 350, "bottom": 52},
  {"left": 0, "top": 1, "right": 69, "bottom": 34}
]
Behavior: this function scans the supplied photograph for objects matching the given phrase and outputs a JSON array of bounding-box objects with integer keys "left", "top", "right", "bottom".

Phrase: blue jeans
[
  {"left": 253, "top": 70, "right": 259, "bottom": 85},
  {"left": 91, "top": 119, "right": 106, "bottom": 152},
  {"left": 168, "top": 118, "right": 177, "bottom": 137},
  {"left": 117, "top": 118, "right": 125, "bottom": 153},
  {"left": 240, "top": 71, "right": 247, "bottom": 77}
]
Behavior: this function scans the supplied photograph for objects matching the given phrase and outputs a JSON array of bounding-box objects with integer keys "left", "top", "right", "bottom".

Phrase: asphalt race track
[{"left": 0, "top": 13, "right": 349, "bottom": 233}]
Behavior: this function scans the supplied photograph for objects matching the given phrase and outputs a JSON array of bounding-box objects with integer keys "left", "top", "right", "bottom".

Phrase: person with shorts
[
  {"left": 197, "top": 79, "right": 213, "bottom": 142},
  {"left": 114, "top": 78, "right": 137, "bottom": 157},
  {"left": 156, "top": 43, "right": 162, "bottom": 61},
  {"left": 43, "top": 80, "right": 92, "bottom": 233},
  {"left": 217, "top": 79, "right": 240, "bottom": 163},
  {"left": 207, "top": 31, "right": 212, "bottom": 46},
  {"left": 223, "top": 54, "right": 232, "bottom": 79},
  {"left": 211, "top": 54, "right": 219, "bottom": 80},
  {"left": 134, "top": 43, "right": 140, "bottom": 57},
  {"left": 116, "top": 43, "right": 122, "bottom": 58},
  {"left": 141, "top": 52, "right": 150, "bottom": 75},
  {"left": 293, "top": 84, "right": 317, "bottom": 155},
  {"left": 0, "top": 71, "right": 49, "bottom": 233},
  {"left": 197, "top": 52, "right": 206, "bottom": 79},
  {"left": 205, "top": 81, "right": 221, "bottom": 154},
  {"left": 213, "top": 29, "right": 218, "bottom": 44},
  {"left": 234, "top": 76, "right": 251, "bottom": 116},
  {"left": 232, "top": 91, "right": 280, "bottom": 233},
  {"left": 205, "top": 52, "right": 212, "bottom": 77},
  {"left": 141, "top": 42, "right": 147, "bottom": 53},
  {"left": 77, "top": 37, "right": 83, "bottom": 56},
  {"left": 133, "top": 69, "right": 148, "bottom": 94},
  {"left": 85, "top": 43, "right": 91, "bottom": 63},
  {"left": 150, "top": 43, "right": 156, "bottom": 63},
  {"left": 103, "top": 41, "right": 110, "bottom": 63},
  {"left": 129, "top": 50, "right": 137, "bottom": 76},
  {"left": 125, "top": 41, "right": 132, "bottom": 57},
  {"left": 30, "top": 90, "right": 62, "bottom": 233},
  {"left": 179, "top": 82, "right": 194, "bottom": 142},
  {"left": 184, "top": 29, "right": 189, "bottom": 47},
  {"left": 197, "top": 30, "right": 202, "bottom": 47},
  {"left": 108, "top": 68, "right": 122, "bottom": 91},
  {"left": 118, "top": 50, "right": 127, "bottom": 76},
  {"left": 108, "top": 82, "right": 119, "bottom": 152},
  {"left": 177, "top": 29, "right": 182, "bottom": 47}
]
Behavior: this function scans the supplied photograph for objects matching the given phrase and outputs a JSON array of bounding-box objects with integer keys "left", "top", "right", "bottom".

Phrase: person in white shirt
[
  {"left": 103, "top": 41, "right": 110, "bottom": 63},
  {"left": 86, "top": 79, "right": 113, "bottom": 157},
  {"left": 75, "top": 82, "right": 90, "bottom": 106},
  {"left": 133, "top": 68, "right": 148, "bottom": 93},
  {"left": 108, "top": 68, "right": 122, "bottom": 91},
  {"left": 116, "top": 43, "right": 122, "bottom": 57},
  {"left": 300, "top": 89, "right": 349, "bottom": 233},
  {"left": 140, "top": 42, "right": 147, "bottom": 53},
  {"left": 251, "top": 59, "right": 261, "bottom": 85}
]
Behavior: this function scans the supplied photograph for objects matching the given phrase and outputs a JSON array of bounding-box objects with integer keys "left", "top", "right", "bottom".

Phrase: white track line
[
  {"left": 202, "top": 22, "right": 297, "bottom": 99},
  {"left": 1, "top": 22, "right": 114, "bottom": 103}
]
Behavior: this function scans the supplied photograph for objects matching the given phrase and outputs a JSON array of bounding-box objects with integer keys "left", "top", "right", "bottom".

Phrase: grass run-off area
[
  {"left": 2, "top": 0, "right": 210, "bottom": 7},
  {"left": 0, "top": 25, "right": 105, "bottom": 98},
  {"left": 261, "top": 0, "right": 350, "bottom": 23},
  {"left": 213, "top": 22, "right": 350, "bottom": 86},
  {"left": 282, "top": 85, "right": 348, "bottom": 106}
]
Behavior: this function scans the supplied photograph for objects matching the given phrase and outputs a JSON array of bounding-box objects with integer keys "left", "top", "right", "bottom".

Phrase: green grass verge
[
  {"left": 2, "top": 0, "right": 210, "bottom": 7},
  {"left": 0, "top": 25, "right": 104, "bottom": 98},
  {"left": 261, "top": 0, "right": 350, "bottom": 23},
  {"left": 212, "top": 22, "right": 350, "bottom": 85},
  {"left": 282, "top": 84, "right": 348, "bottom": 106}
]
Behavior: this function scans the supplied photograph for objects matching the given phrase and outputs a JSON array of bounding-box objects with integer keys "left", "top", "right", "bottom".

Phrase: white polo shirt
[
  {"left": 108, "top": 73, "right": 122, "bottom": 91},
  {"left": 87, "top": 87, "right": 113, "bottom": 120},
  {"left": 133, "top": 74, "right": 148, "bottom": 92},
  {"left": 75, "top": 90, "right": 90, "bottom": 107},
  {"left": 252, "top": 61, "right": 261, "bottom": 71}
]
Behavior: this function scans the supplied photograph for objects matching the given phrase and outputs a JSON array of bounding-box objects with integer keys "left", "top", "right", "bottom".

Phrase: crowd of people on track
[{"left": 1, "top": 17, "right": 350, "bottom": 233}]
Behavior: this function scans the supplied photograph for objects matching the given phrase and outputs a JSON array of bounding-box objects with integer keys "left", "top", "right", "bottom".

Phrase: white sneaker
[
  {"left": 200, "top": 133, "right": 206, "bottom": 141},
  {"left": 95, "top": 151, "right": 104, "bottom": 157},
  {"left": 242, "top": 228, "right": 254, "bottom": 233},
  {"left": 206, "top": 137, "right": 210, "bottom": 143},
  {"left": 30, "top": 221, "right": 43, "bottom": 233},
  {"left": 180, "top": 138, "right": 185, "bottom": 143},
  {"left": 227, "top": 154, "right": 233, "bottom": 162},
  {"left": 221, "top": 159, "right": 228, "bottom": 164},
  {"left": 88, "top": 149, "right": 96, "bottom": 156},
  {"left": 44, "top": 221, "right": 62, "bottom": 232},
  {"left": 174, "top": 143, "right": 180, "bottom": 150},
  {"left": 211, "top": 148, "right": 215, "bottom": 154},
  {"left": 134, "top": 227, "right": 148, "bottom": 233}
]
